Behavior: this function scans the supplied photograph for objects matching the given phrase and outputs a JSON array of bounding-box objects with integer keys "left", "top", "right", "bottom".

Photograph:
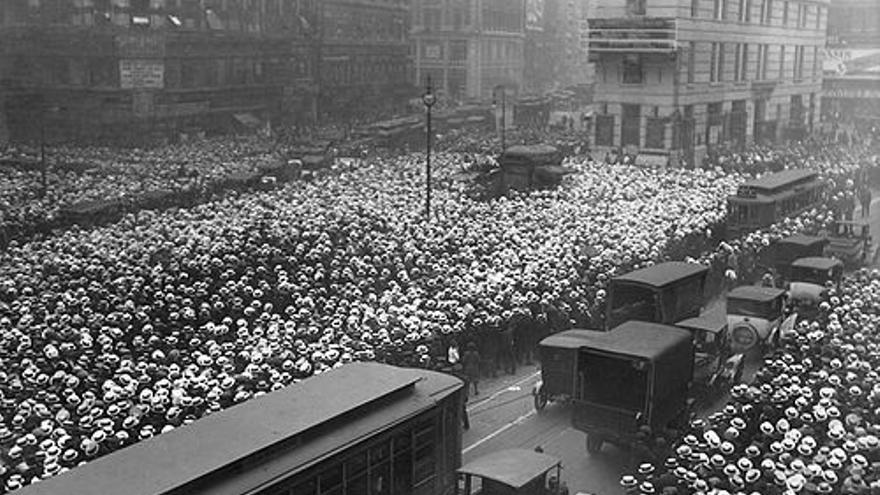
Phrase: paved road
[
  {"left": 462, "top": 365, "right": 628, "bottom": 494},
  {"left": 458, "top": 190, "right": 880, "bottom": 494}
]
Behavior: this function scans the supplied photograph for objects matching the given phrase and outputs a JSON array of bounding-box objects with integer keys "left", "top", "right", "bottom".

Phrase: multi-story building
[
  {"left": 524, "top": 0, "right": 593, "bottom": 95},
  {"left": 411, "top": 0, "right": 525, "bottom": 100},
  {"left": 317, "top": 0, "right": 412, "bottom": 122},
  {"left": 588, "top": 0, "right": 828, "bottom": 168},
  {"left": 0, "top": 0, "right": 319, "bottom": 144},
  {"left": 823, "top": 0, "right": 880, "bottom": 131}
]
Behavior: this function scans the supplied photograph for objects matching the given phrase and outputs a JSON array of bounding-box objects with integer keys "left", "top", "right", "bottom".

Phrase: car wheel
[
  {"left": 534, "top": 391, "right": 548, "bottom": 411},
  {"left": 586, "top": 435, "right": 603, "bottom": 454}
]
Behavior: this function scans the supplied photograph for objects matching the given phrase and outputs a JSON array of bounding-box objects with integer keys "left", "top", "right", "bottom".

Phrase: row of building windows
[
  {"left": 690, "top": 0, "right": 823, "bottom": 30},
  {"left": 686, "top": 42, "right": 819, "bottom": 84},
  {"left": 6, "top": 55, "right": 313, "bottom": 89},
  {"left": 323, "top": 4, "right": 408, "bottom": 44},
  {"left": 594, "top": 96, "right": 813, "bottom": 149},
  {"left": 0, "top": 0, "right": 318, "bottom": 33},
  {"left": 322, "top": 57, "right": 409, "bottom": 88}
]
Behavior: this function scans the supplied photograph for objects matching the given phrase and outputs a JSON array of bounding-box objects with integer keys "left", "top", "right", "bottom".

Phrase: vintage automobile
[
  {"left": 533, "top": 329, "right": 604, "bottom": 411},
  {"left": 768, "top": 234, "right": 829, "bottom": 282},
  {"left": 726, "top": 285, "right": 790, "bottom": 353},
  {"left": 605, "top": 262, "right": 709, "bottom": 330},
  {"left": 788, "top": 257, "right": 844, "bottom": 309},
  {"left": 457, "top": 449, "right": 565, "bottom": 495},
  {"left": 825, "top": 220, "right": 873, "bottom": 267},
  {"left": 572, "top": 321, "right": 694, "bottom": 454},
  {"left": 675, "top": 310, "right": 743, "bottom": 401}
]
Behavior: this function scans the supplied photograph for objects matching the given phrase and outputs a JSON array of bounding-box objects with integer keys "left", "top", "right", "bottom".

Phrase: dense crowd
[
  {"left": 0, "top": 137, "right": 280, "bottom": 244},
  {"left": 0, "top": 127, "right": 876, "bottom": 492},
  {"left": 0, "top": 149, "right": 744, "bottom": 491},
  {"left": 621, "top": 269, "right": 880, "bottom": 495}
]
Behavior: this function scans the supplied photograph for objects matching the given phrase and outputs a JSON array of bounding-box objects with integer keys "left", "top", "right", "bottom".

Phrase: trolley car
[
  {"left": 727, "top": 169, "right": 824, "bottom": 236},
  {"left": 14, "top": 363, "right": 464, "bottom": 495}
]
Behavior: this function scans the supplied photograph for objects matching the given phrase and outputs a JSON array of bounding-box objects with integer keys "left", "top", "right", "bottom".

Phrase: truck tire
[{"left": 586, "top": 435, "right": 603, "bottom": 454}]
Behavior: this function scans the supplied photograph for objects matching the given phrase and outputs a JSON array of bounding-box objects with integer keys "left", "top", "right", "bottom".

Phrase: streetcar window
[
  {"left": 291, "top": 477, "right": 317, "bottom": 495},
  {"left": 345, "top": 452, "right": 368, "bottom": 495},
  {"left": 392, "top": 431, "right": 413, "bottom": 494},
  {"left": 413, "top": 418, "right": 437, "bottom": 487},
  {"left": 319, "top": 464, "right": 343, "bottom": 495}
]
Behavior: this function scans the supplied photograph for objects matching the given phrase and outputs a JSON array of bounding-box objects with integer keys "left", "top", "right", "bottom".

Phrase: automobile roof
[
  {"left": 582, "top": 321, "right": 693, "bottom": 361},
  {"left": 612, "top": 262, "right": 709, "bottom": 288},
  {"left": 539, "top": 329, "right": 608, "bottom": 349},
  {"left": 727, "top": 285, "right": 788, "bottom": 302},
  {"left": 790, "top": 257, "right": 844, "bottom": 270},
  {"left": 676, "top": 309, "right": 727, "bottom": 334},
  {"left": 457, "top": 449, "right": 561, "bottom": 489}
]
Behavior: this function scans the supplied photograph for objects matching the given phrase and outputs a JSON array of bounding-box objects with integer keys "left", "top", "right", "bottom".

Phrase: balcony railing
[{"left": 588, "top": 17, "right": 677, "bottom": 53}]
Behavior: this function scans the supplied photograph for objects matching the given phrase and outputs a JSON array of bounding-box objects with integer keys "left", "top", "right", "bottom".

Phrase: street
[
  {"left": 460, "top": 189, "right": 880, "bottom": 495},
  {"left": 463, "top": 366, "right": 628, "bottom": 494}
]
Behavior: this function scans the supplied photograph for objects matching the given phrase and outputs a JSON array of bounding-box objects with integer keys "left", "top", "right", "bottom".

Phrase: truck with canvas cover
[{"left": 572, "top": 321, "right": 694, "bottom": 454}]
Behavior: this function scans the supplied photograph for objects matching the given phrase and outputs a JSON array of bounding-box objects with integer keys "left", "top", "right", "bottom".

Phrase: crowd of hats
[
  {"left": 0, "top": 147, "right": 753, "bottom": 491},
  {"left": 620, "top": 269, "right": 880, "bottom": 495},
  {"left": 0, "top": 131, "right": 872, "bottom": 492},
  {"left": 706, "top": 139, "right": 876, "bottom": 179},
  {"left": 0, "top": 137, "right": 279, "bottom": 244}
]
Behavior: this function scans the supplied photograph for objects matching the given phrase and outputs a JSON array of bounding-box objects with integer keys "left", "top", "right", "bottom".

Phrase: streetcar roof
[
  {"left": 777, "top": 234, "right": 828, "bottom": 247},
  {"left": 458, "top": 449, "right": 561, "bottom": 488},
  {"left": 14, "top": 363, "right": 461, "bottom": 495},
  {"left": 791, "top": 256, "right": 844, "bottom": 270},
  {"left": 740, "top": 169, "right": 818, "bottom": 193},
  {"left": 612, "top": 261, "right": 709, "bottom": 288}
]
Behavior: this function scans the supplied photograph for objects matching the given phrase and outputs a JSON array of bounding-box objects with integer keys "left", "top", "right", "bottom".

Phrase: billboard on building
[{"left": 526, "top": 0, "right": 545, "bottom": 31}]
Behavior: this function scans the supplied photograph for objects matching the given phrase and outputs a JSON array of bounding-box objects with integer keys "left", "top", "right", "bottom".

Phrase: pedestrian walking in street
[
  {"left": 462, "top": 342, "right": 482, "bottom": 397},
  {"left": 461, "top": 393, "right": 470, "bottom": 430}
]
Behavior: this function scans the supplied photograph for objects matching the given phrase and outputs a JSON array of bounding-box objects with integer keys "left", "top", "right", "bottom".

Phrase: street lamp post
[
  {"left": 422, "top": 77, "right": 437, "bottom": 219},
  {"left": 39, "top": 112, "right": 47, "bottom": 196},
  {"left": 493, "top": 85, "right": 507, "bottom": 151}
]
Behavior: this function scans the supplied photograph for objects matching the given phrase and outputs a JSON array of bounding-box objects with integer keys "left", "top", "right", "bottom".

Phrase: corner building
[
  {"left": 0, "top": 0, "right": 319, "bottom": 144},
  {"left": 411, "top": 0, "right": 525, "bottom": 100},
  {"left": 588, "top": 0, "right": 828, "bottom": 168}
]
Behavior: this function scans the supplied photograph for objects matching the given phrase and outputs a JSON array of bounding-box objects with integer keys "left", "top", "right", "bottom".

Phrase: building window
[
  {"left": 687, "top": 41, "right": 696, "bottom": 83},
  {"left": 450, "top": 40, "right": 468, "bottom": 62},
  {"left": 691, "top": 0, "right": 699, "bottom": 17},
  {"left": 812, "top": 46, "right": 819, "bottom": 77},
  {"left": 710, "top": 42, "right": 724, "bottom": 82},
  {"left": 816, "top": 6, "right": 822, "bottom": 29},
  {"left": 626, "top": 0, "right": 646, "bottom": 16},
  {"left": 782, "top": 1, "right": 788, "bottom": 25},
  {"left": 646, "top": 117, "right": 666, "bottom": 149},
  {"left": 734, "top": 43, "right": 749, "bottom": 81},
  {"left": 621, "top": 104, "right": 641, "bottom": 147},
  {"left": 760, "top": 0, "right": 772, "bottom": 24},
  {"left": 778, "top": 44, "right": 785, "bottom": 80},
  {"left": 595, "top": 115, "right": 614, "bottom": 147},
  {"left": 741, "top": 43, "right": 749, "bottom": 81},
  {"left": 622, "top": 54, "right": 643, "bottom": 84},
  {"left": 713, "top": 0, "right": 724, "bottom": 20}
]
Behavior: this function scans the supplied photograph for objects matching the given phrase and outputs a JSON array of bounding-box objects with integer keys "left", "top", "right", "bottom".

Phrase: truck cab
[
  {"left": 605, "top": 262, "right": 709, "bottom": 330},
  {"left": 788, "top": 257, "right": 843, "bottom": 309},
  {"left": 725, "top": 285, "right": 789, "bottom": 353}
]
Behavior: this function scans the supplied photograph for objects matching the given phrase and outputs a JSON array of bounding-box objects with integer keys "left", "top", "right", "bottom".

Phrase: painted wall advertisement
[{"left": 119, "top": 60, "right": 165, "bottom": 89}]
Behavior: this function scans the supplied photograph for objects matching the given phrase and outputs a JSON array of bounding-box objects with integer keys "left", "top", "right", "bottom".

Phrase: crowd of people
[
  {"left": 0, "top": 146, "right": 747, "bottom": 491},
  {"left": 0, "top": 124, "right": 875, "bottom": 492},
  {"left": 0, "top": 137, "right": 281, "bottom": 245},
  {"left": 621, "top": 269, "right": 880, "bottom": 494}
]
